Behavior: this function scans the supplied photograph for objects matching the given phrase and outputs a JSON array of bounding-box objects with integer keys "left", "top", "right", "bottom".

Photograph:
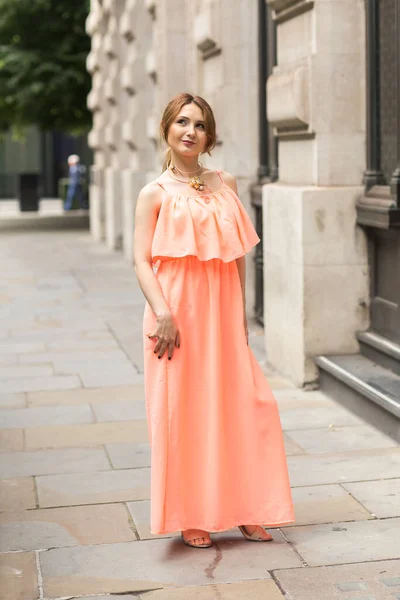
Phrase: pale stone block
[
  {"left": 121, "top": 168, "right": 143, "bottom": 262},
  {"left": 0, "top": 404, "right": 93, "bottom": 430},
  {"left": 0, "top": 448, "right": 111, "bottom": 478},
  {"left": 127, "top": 499, "right": 178, "bottom": 540},
  {"left": 194, "top": 3, "right": 221, "bottom": 55},
  {"left": 0, "top": 504, "right": 136, "bottom": 551},
  {"left": 277, "top": 9, "right": 313, "bottom": 64},
  {"left": 311, "top": 54, "right": 365, "bottom": 135},
  {"left": 344, "top": 479, "right": 400, "bottom": 518},
  {"left": 1, "top": 375, "right": 81, "bottom": 394},
  {"left": 275, "top": 560, "right": 400, "bottom": 600},
  {"left": 0, "top": 478, "right": 36, "bottom": 511},
  {"left": 282, "top": 517, "right": 400, "bottom": 566},
  {"left": 37, "top": 467, "right": 151, "bottom": 508},
  {"left": 106, "top": 442, "right": 151, "bottom": 468},
  {"left": 89, "top": 168, "right": 105, "bottom": 243},
  {"left": 0, "top": 365, "right": 53, "bottom": 378},
  {"left": 0, "top": 393, "right": 25, "bottom": 408},
  {"left": 289, "top": 484, "right": 372, "bottom": 527},
  {"left": 0, "top": 429, "right": 24, "bottom": 452},
  {"left": 315, "top": 0, "right": 364, "bottom": 56},
  {"left": 280, "top": 405, "right": 363, "bottom": 431},
  {"left": 93, "top": 398, "right": 146, "bottom": 422},
  {"left": 267, "top": 63, "right": 310, "bottom": 130},
  {"left": 278, "top": 139, "right": 316, "bottom": 184},
  {"left": 27, "top": 383, "right": 145, "bottom": 407},
  {"left": 283, "top": 433, "right": 306, "bottom": 456},
  {"left": 40, "top": 534, "right": 301, "bottom": 597},
  {"left": 105, "top": 167, "right": 123, "bottom": 251},
  {"left": 288, "top": 448, "right": 400, "bottom": 487},
  {"left": 287, "top": 425, "right": 396, "bottom": 455},
  {"left": 316, "top": 133, "right": 365, "bottom": 186},
  {"left": 141, "top": 581, "right": 285, "bottom": 600},
  {"left": 25, "top": 420, "right": 149, "bottom": 450},
  {"left": 0, "top": 552, "right": 38, "bottom": 600}
]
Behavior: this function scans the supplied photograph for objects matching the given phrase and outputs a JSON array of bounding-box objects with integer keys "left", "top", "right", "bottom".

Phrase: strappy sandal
[
  {"left": 238, "top": 525, "right": 273, "bottom": 542},
  {"left": 181, "top": 530, "right": 213, "bottom": 549}
]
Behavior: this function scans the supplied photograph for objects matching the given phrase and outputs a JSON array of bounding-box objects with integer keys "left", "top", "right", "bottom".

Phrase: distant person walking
[{"left": 64, "top": 154, "right": 87, "bottom": 210}]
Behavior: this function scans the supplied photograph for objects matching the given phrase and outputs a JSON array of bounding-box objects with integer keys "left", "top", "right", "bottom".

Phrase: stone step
[
  {"left": 315, "top": 353, "right": 400, "bottom": 443},
  {"left": 358, "top": 330, "right": 400, "bottom": 376}
]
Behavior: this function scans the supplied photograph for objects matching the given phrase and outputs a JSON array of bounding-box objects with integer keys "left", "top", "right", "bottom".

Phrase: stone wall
[
  {"left": 86, "top": 0, "right": 259, "bottom": 312},
  {"left": 263, "top": 0, "right": 369, "bottom": 385}
]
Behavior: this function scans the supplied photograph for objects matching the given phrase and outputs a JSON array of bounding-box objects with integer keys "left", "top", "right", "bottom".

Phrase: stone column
[
  {"left": 86, "top": 1, "right": 108, "bottom": 241},
  {"left": 263, "top": 0, "right": 369, "bottom": 386}
]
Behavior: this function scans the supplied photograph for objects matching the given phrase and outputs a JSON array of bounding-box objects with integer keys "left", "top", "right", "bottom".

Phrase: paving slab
[
  {"left": 27, "top": 383, "right": 145, "bottom": 406},
  {"left": 274, "top": 559, "right": 400, "bottom": 600},
  {"left": 283, "top": 433, "right": 306, "bottom": 456},
  {"left": 40, "top": 533, "right": 301, "bottom": 597},
  {"left": 0, "top": 404, "right": 93, "bottom": 429},
  {"left": 106, "top": 442, "right": 151, "bottom": 469},
  {"left": 274, "top": 388, "right": 339, "bottom": 408},
  {"left": 1, "top": 375, "right": 81, "bottom": 393},
  {"left": 344, "top": 478, "right": 400, "bottom": 518},
  {"left": 80, "top": 369, "right": 143, "bottom": 388},
  {"left": 127, "top": 500, "right": 179, "bottom": 540},
  {"left": 0, "top": 551, "right": 38, "bottom": 600},
  {"left": 94, "top": 398, "right": 147, "bottom": 422},
  {"left": 0, "top": 393, "right": 26, "bottom": 408},
  {"left": 282, "top": 517, "right": 400, "bottom": 566},
  {"left": 0, "top": 477, "right": 36, "bottom": 511},
  {"left": 280, "top": 405, "right": 364, "bottom": 430},
  {"left": 25, "top": 420, "right": 149, "bottom": 450},
  {"left": 0, "top": 429, "right": 24, "bottom": 451},
  {"left": 20, "top": 349, "right": 128, "bottom": 365},
  {"left": 286, "top": 425, "right": 397, "bottom": 454},
  {"left": 0, "top": 365, "right": 53, "bottom": 378},
  {"left": 47, "top": 339, "right": 119, "bottom": 352},
  {"left": 0, "top": 355, "right": 17, "bottom": 365},
  {"left": 288, "top": 484, "right": 373, "bottom": 526},
  {"left": 37, "top": 467, "right": 151, "bottom": 507},
  {"left": 0, "top": 447, "right": 110, "bottom": 478},
  {"left": 288, "top": 448, "right": 400, "bottom": 487},
  {"left": 139, "top": 580, "right": 285, "bottom": 599},
  {"left": 0, "top": 503, "right": 136, "bottom": 551},
  {"left": 0, "top": 342, "right": 45, "bottom": 355}
]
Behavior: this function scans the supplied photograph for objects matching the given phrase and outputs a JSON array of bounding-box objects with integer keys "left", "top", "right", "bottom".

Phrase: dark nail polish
[
  {"left": 158, "top": 356, "right": 161, "bottom": 359},
  {"left": 168, "top": 357, "right": 171, "bottom": 360}
]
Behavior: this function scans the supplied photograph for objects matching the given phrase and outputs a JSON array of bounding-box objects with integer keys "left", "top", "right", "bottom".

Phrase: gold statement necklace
[{"left": 168, "top": 161, "right": 206, "bottom": 192}]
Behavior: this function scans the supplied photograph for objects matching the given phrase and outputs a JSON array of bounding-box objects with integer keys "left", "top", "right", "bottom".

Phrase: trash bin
[{"left": 18, "top": 173, "right": 39, "bottom": 212}]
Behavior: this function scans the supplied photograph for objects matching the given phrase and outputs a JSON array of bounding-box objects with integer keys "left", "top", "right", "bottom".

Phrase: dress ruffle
[{"left": 151, "top": 183, "right": 260, "bottom": 264}]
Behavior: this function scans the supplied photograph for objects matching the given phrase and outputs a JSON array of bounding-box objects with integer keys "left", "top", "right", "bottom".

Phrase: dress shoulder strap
[{"left": 216, "top": 170, "right": 224, "bottom": 184}]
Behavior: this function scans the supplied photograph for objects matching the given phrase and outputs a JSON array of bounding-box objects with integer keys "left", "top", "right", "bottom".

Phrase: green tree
[{"left": 0, "top": 0, "right": 91, "bottom": 135}]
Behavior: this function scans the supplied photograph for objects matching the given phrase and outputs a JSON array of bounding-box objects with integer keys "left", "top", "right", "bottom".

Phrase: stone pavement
[{"left": 0, "top": 229, "right": 399, "bottom": 600}]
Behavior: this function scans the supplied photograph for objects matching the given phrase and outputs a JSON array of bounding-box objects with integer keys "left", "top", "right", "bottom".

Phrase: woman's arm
[{"left": 133, "top": 184, "right": 180, "bottom": 358}]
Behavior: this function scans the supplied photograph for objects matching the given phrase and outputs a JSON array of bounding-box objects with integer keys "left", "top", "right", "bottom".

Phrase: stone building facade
[{"left": 86, "top": 0, "right": 400, "bottom": 407}]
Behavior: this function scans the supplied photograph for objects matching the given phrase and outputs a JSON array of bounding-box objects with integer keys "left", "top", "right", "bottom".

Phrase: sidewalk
[{"left": 0, "top": 229, "right": 399, "bottom": 600}]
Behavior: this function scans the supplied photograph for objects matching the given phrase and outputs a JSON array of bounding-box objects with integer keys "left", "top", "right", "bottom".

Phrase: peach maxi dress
[{"left": 143, "top": 171, "right": 295, "bottom": 534}]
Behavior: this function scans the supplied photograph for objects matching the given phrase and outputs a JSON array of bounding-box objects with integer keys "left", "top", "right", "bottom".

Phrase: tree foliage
[{"left": 0, "top": 0, "right": 91, "bottom": 134}]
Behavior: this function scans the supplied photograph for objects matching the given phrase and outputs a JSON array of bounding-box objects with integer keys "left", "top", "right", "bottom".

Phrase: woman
[{"left": 133, "top": 93, "right": 294, "bottom": 549}]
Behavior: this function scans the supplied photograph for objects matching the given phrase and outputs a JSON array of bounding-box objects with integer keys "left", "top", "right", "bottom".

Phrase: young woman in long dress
[{"left": 133, "top": 93, "right": 295, "bottom": 548}]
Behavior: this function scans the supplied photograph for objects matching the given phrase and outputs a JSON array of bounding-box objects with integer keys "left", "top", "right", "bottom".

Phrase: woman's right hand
[{"left": 148, "top": 311, "right": 180, "bottom": 360}]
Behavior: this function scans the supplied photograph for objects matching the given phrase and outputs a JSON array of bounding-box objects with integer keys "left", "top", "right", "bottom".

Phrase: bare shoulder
[
  {"left": 219, "top": 170, "right": 238, "bottom": 193},
  {"left": 136, "top": 181, "right": 163, "bottom": 212}
]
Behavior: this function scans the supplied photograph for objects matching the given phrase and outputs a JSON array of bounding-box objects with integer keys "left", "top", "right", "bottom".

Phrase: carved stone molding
[
  {"left": 104, "top": 76, "right": 118, "bottom": 105},
  {"left": 194, "top": 4, "right": 221, "bottom": 59},
  {"left": 88, "top": 128, "right": 104, "bottom": 150},
  {"left": 145, "top": 50, "right": 157, "bottom": 81},
  {"left": 87, "top": 89, "right": 101, "bottom": 112},
  {"left": 267, "top": 64, "right": 312, "bottom": 138},
  {"left": 147, "top": 115, "right": 157, "bottom": 142},
  {"left": 122, "top": 121, "right": 138, "bottom": 149},
  {"left": 104, "top": 16, "right": 118, "bottom": 58},
  {"left": 121, "top": 66, "right": 135, "bottom": 95},
  {"left": 102, "top": 0, "right": 114, "bottom": 15},
  {"left": 86, "top": 49, "right": 100, "bottom": 74},
  {"left": 105, "top": 122, "right": 119, "bottom": 150},
  {"left": 85, "top": 7, "right": 102, "bottom": 36},
  {"left": 120, "top": 0, "right": 136, "bottom": 42},
  {"left": 145, "top": 0, "right": 156, "bottom": 17},
  {"left": 266, "top": 0, "right": 314, "bottom": 24}
]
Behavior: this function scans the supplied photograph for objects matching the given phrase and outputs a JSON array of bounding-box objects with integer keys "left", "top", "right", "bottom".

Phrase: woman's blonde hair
[{"left": 160, "top": 93, "right": 217, "bottom": 172}]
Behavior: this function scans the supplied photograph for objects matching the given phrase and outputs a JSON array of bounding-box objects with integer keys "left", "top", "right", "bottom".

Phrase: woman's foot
[
  {"left": 239, "top": 525, "right": 273, "bottom": 542},
  {"left": 181, "top": 529, "right": 213, "bottom": 548}
]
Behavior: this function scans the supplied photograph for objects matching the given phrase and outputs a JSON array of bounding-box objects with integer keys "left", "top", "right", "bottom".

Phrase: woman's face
[{"left": 167, "top": 103, "right": 207, "bottom": 158}]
